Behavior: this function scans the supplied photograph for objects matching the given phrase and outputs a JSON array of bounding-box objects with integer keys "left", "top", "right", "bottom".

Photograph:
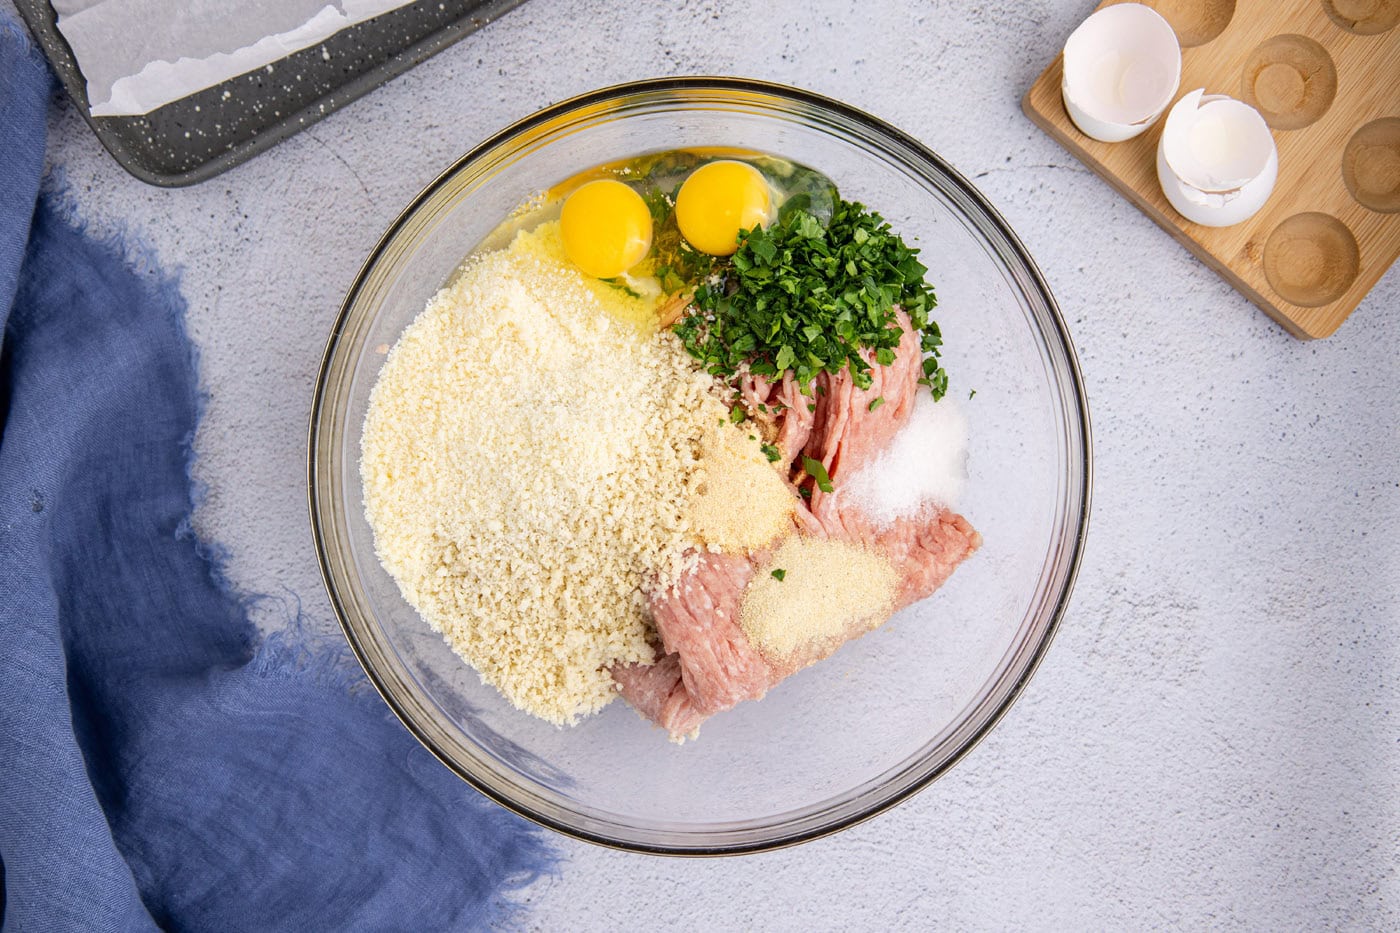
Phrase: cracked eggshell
[
  {"left": 1157, "top": 89, "right": 1279, "bottom": 227},
  {"left": 1062, "top": 3, "right": 1182, "bottom": 143}
]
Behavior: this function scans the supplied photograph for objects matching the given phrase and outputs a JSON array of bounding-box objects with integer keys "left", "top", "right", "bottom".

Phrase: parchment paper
[{"left": 54, "top": 0, "right": 417, "bottom": 116}]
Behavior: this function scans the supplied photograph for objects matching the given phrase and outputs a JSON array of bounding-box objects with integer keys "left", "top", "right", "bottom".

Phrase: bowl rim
[{"left": 308, "top": 75, "right": 1093, "bottom": 856}]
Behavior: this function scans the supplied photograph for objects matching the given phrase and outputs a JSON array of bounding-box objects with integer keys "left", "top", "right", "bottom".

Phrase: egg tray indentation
[
  {"left": 1151, "top": 0, "right": 1238, "bottom": 46},
  {"left": 1344, "top": 117, "right": 1400, "bottom": 213},
  {"left": 1263, "top": 212, "right": 1362, "bottom": 306},
  {"left": 1322, "top": 0, "right": 1400, "bottom": 35},
  {"left": 1241, "top": 34, "right": 1337, "bottom": 130}
]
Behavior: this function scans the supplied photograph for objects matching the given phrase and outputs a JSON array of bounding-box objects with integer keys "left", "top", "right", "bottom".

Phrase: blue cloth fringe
[{"left": 0, "top": 15, "right": 555, "bottom": 931}]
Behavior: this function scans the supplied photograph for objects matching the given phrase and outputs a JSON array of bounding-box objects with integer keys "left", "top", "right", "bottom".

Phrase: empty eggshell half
[
  {"left": 1157, "top": 89, "right": 1279, "bottom": 227},
  {"left": 1062, "top": 3, "right": 1182, "bottom": 142}
]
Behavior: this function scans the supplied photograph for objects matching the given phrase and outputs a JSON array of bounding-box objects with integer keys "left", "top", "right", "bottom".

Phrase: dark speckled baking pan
[{"left": 15, "top": 0, "right": 527, "bottom": 187}]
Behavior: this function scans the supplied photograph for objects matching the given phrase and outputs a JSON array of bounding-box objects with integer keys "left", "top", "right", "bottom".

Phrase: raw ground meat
[
  {"left": 615, "top": 502, "right": 981, "bottom": 739},
  {"left": 739, "top": 370, "right": 812, "bottom": 471},
  {"left": 613, "top": 309, "right": 980, "bottom": 740},
  {"left": 612, "top": 551, "right": 772, "bottom": 739},
  {"left": 737, "top": 308, "right": 921, "bottom": 480},
  {"left": 611, "top": 653, "right": 710, "bottom": 739},
  {"left": 802, "top": 308, "right": 924, "bottom": 487}
]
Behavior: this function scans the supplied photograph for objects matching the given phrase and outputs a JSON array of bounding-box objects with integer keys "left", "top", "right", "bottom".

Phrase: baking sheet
[
  {"left": 54, "top": 0, "right": 417, "bottom": 116},
  {"left": 16, "top": 0, "right": 527, "bottom": 186}
]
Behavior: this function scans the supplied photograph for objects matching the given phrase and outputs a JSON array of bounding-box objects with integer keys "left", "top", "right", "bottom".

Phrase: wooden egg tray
[{"left": 1023, "top": 0, "right": 1400, "bottom": 338}]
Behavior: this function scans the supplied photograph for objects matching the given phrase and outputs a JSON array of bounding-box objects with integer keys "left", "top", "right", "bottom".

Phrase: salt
[{"left": 843, "top": 392, "right": 969, "bottom": 527}]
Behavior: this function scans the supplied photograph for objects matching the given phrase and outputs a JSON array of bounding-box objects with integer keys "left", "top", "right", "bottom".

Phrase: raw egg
[
  {"left": 675, "top": 160, "right": 773, "bottom": 256},
  {"left": 559, "top": 179, "right": 653, "bottom": 278}
]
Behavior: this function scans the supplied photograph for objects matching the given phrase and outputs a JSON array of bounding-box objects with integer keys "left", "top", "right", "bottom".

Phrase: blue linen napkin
[{"left": 0, "top": 17, "right": 553, "bottom": 931}]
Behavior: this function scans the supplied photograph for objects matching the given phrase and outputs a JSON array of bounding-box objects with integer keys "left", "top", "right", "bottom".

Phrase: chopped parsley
[
  {"left": 801, "top": 455, "right": 834, "bottom": 494},
  {"left": 770, "top": 568, "right": 787, "bottom": 582},
  {"left": 600, "top": 277, "right": 642, "bottom": 299},
  {"left": 868, "top": 396, "right": 885, "bottom": 412},
  {"left": 674, "top": 198, "right": 946, "bottom": 399},
  {"left": 759, "top": 442, "right": 781, "bottom": 463},
  {"left": 642, "top": 179, "right": 716, "bottom": 295},
  {"left": 728, "top": 406, "right": 746, "bottom": 424}
]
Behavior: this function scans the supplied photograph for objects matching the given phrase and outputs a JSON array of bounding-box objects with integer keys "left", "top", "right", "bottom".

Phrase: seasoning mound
[
  {"left": 686, "top": 427, "right": 795, "bottom": 553},
  {"left": 740, "top": 536, "right": 897, "bottom": 661},
  {"left": 843, "top": 392, "right": 969, "bottom": 527},
  {"left": 361, "top": 227, "right": 732, "bottom": 725}
]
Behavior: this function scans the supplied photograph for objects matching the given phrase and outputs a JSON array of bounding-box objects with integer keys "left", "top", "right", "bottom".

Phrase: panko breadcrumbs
[{"left": 361, "top": 225, "right": 784, "bottom": 725}]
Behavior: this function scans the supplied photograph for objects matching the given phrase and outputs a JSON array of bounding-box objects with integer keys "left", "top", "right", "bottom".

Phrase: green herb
[
  {"left": 801, "top": 455, "right": 834, "bottom": 494},
  {"left": 728, "top": 406, "right": 746, "bottom": 424},
  {"left": 600, "top": 277, "right": 641, "bottom": 299},
  {"left": 642, "top": 182, "right": 714, "bottom": 294},
  {"left": 868, "top": 396, "right": 885, "bottom": 412},
  {"left": 653, "top": 244, "right": 714, "bottom": 296},
  {"left": 759, "top": 443, "right": 781, "bottom": 463},
  {"left": 770, "top": 568, "right": 787, "bottom": 582},
  {"left": 969, "top": 388, "right": 977, "bottom": 400},
  {"left": 674, "top": 198, "right": 946, "bottom": 399},
  {"left": 641, "top": 186, "right": 672, "bottom": 228}
]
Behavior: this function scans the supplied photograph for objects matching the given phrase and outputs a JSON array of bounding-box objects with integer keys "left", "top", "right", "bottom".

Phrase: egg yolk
[
  {"left": 559, "top": 179, "right": 653, "bottom": 279},
  {"left": 675, "top": 160, "right": 772, "bottom": 256}
]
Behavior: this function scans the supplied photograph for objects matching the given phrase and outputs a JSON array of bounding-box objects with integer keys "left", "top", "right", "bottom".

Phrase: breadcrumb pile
[{"left": 361, "top": 227, "right": 782, "bottom": 725}]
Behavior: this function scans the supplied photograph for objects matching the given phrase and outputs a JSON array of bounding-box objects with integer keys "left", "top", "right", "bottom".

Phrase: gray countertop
[{"left": 25, "top": 0, "right": 1399, "bottom": 928}]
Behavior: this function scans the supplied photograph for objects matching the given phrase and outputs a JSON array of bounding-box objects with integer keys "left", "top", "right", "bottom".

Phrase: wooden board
[{"left": 1023, "top": 0, "right": 1400, "bottom": 338}]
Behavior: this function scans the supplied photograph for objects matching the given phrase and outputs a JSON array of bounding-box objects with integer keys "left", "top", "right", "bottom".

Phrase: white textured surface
[{"left": 24, "top": 0, "right": 1399, "bottom": 928}]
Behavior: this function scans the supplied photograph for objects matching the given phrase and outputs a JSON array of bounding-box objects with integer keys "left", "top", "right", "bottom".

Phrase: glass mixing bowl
[{"left": 309, "top": 78, "right": 1091, "bottom": 854}]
